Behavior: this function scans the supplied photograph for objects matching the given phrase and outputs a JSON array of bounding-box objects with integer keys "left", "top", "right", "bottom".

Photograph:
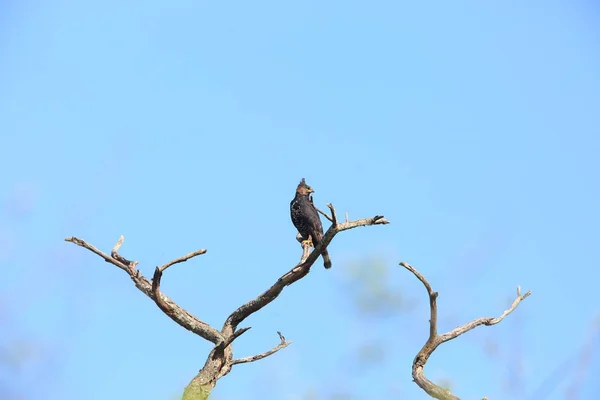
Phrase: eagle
[{"left": 290, "top": 178, "right": 332, "bottom": 269}]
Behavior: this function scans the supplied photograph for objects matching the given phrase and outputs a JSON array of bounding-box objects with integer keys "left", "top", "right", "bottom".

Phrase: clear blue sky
[{"left": 1, "top": 1, "right": 599, "bottom": 399}]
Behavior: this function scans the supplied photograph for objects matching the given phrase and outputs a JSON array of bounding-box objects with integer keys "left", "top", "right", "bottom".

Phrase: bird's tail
[
  {"left": 322, "top": 249, "right": 332, "bottom": 269},
  {"left": 312, "top": 231, "right": 332, "bottom": 269}
]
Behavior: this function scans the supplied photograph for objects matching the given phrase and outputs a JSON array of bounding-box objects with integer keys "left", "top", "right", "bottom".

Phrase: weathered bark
[
  {"left": 65, "top": 206, "right": 389, "bottom": 399},
  {"left": 400, "top": 262, "right": 531, "bottom": 399}
]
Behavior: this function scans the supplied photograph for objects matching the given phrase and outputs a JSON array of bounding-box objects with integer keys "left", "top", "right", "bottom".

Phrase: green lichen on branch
[{"left": 181, "top": 376, "right": 212, "bottom": 400}]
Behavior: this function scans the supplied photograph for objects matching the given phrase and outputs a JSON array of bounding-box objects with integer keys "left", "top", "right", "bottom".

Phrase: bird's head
[{"left": 296, "top": 178, "right": 314, "bottom": 196}]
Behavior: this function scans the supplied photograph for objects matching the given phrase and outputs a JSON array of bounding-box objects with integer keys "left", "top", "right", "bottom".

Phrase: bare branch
[
  {"left": 112, "top": 235, "right": 125, "bottom": 254},
  {"left": 110, "top": 236, "right": 137, "bottom": 267},
  {"left": 66, "top": 236, "right": 130, "bottom": 273},
  {"left": 151, "top": 246, "right": 207, "bottom": 314},
  {"left": 327, "top": 203, "right": 338, "bottom": 226},
  {"left": 312, "top": 193, "right": 334, "bottom": 223},
  {"left": 400, "top": 261, "right": 530, "bottom": 400},
  {"left": 224, "top": 213, "right": 390, "bottom": 331},
  {"left": 65, "top": 236, "right": 224, "bottom": 345},
  {"left": 487, "top": 286, "right": 532, "bottom": 324},
  {"left": 316, "top": 207, "right": 334, "bottom": 223},
  {"left": 66, "top": 204, "right": 389, "bottom": 398},
  {"left": 230, "top": 331, "right": 291, "bottom": 365},
  {"left": 345, "top": 211, "right": 349, "bottom": 223},
  {"left": 158, "top": 249, "right": 207, "bottom": 273},
  {"left": 401, "top": 262, "right": 438, "bottom": 338},
  {"left": 151, "top": 266, "right": 172, "bottom": 316},
  {"left": 437, "top": 286, "right": 531, "bottom": 343}
]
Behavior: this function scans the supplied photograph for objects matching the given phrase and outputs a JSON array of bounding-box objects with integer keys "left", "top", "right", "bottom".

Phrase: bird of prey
[{"left": 290, "top": 178, "right": 332, "bottom": 269}]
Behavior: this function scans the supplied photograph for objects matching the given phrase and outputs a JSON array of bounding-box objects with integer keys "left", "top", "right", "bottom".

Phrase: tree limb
[
  {"left": 65, "top": 203, "right": 389, "bottom": 399},
  {"left": 224, "top": 205, "right": 389, "bottom": 331},
  {"left": 316, "top": 207, "right": 334, "bottom": 223},
  {"left": 231, "top": 331, "right": 291, "bottom": 365},
  {"left": 65, "top": 236, "right": 224, "bottom": 345},
  {"left": 326, "top": 203, "right": 338, "bottom": 227},
  {"left": 400, "top": 261, "right": 531, "bottom": 400},
  {"left": 158, "top": 249, "right": 207, "bottom": 272}
]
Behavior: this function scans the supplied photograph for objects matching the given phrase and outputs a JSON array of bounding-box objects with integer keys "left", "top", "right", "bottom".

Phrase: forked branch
[
  {"left": 316, "top": 207, "right": 334, "bottom": 223},
  {"left": 152, "top": 249, "right": 208, "bottom": 318},
  {"left": 65, "top": 236, "right": 224, "bottom": 345},
  {"left": 66, "top": 202, "right": 388, "bottom": 399},
  {"left": 400, "top": 262, "right": 531, "bottom": 400},
  {"left": 224, "top": 204, "right": 389, "bottom": 331},
  {"left": 231, "top": 331, "right": 291, "bottom": 365}
]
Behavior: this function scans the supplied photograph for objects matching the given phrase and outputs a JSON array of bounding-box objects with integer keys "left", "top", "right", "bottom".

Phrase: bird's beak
[{"left": 308, "top": 188, "right": 314, "bottom": 193}]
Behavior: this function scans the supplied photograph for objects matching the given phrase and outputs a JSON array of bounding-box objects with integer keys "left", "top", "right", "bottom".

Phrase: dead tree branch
[
  {"left": 65, "top": 203, "right": 388, "bottom": 400},
  {"left": 316, "top": 207, "right": 334, "bottom": 223},
  {"left": 65, "top": 236, "right": 223, "bottom": 345},
  {"left": 224, "top": 205, "right": 388, "bottom": 332},
  {"left": 231, "top": 331, "right": 291, "bottom": 365},
  {"left": 326, "top": 203, "right": 338, "bottom": 226},
  {"left": 158, "top": 249, "right": 207, "bottom": 272},
  {"left": 400, "top": 261, "right": 531, "bottom": 400}
]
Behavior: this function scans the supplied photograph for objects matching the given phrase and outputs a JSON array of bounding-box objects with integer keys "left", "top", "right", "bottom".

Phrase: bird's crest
[{"left": 296, "top": 178, "right": 314, "bottom": 195}]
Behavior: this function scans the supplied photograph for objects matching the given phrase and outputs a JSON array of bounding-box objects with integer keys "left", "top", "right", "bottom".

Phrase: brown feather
[{"left": 290, "top": 178, "right": 332, "bottom": 269}]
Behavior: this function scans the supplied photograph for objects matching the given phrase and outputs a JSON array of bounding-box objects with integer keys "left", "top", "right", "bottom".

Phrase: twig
[
  {"left": 110, "top": 235, "right": 137, "bottom": 268},
  {"left": 230, "top": 331, "right": 291, "bottom": 365},
  {"left": 112, "top": 235, "right": 125, "bottom": 254},
  {"left": 66, "top": 236, "right": 130, "bottom": 272},
  {"left": 400, "top": 261, "right": 531, "bottom": 400},
  {"left": 316, "top": 207, "right": 334, "bottom": 223},
  {"left": 326, "top": 203, "right": 338, "bottom": 226},
  {"left": 158, "top": 249, "right": 207, "bottom": 273},
  {"left": 311, "top": 193, "right": 334, "bottom": 223},
  {"left": 437, "top": 286, "right": 531, "bottom": 342}
]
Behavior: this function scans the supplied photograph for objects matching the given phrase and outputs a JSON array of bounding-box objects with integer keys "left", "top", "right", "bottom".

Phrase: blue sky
[{"left": 1, "top": 1, "right": 599, "bottom": 399}]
